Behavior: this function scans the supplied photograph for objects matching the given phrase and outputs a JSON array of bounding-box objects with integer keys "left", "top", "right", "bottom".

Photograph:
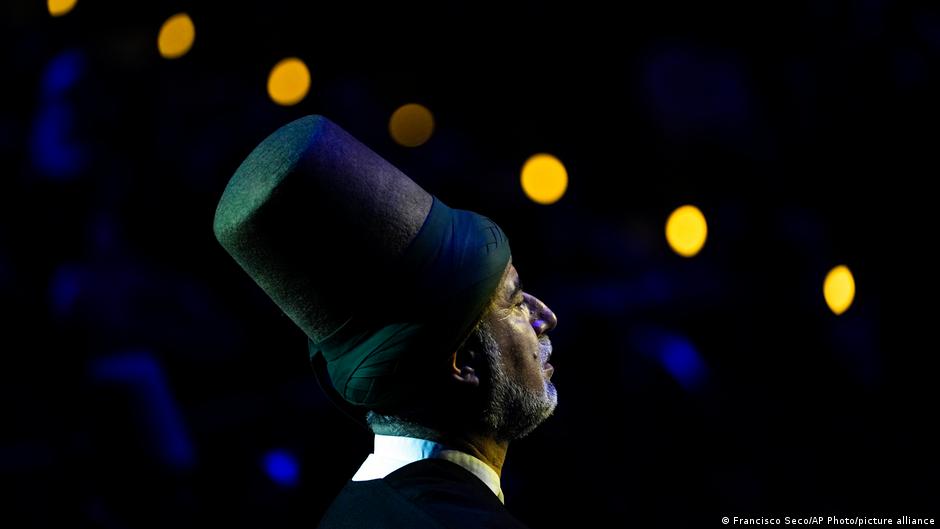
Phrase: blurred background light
[
  {"left": 267, "top": 58, "right": 311, "bottom": 106},
  {"left": 641, "top": 46, "right": 752, "bottom": 144},
  {"left": 389, "top": 103, "right": 435, "bottom": 147},
  {"left": 520, "top": 153, "right": 568, "bottom": 205},
  {"left": 40, "top": 49, "right": 84, "bottom": 99},
  {"left": 263, "top": 450, "right": 300, "bottom": 487},
  {"left": 157, "top": 13, "right": 196, "bottom": 60},
  {"left": 49, "top": 263, "right": 82, "bottom": 317},
  {"left": 665, "top": 205, "right": 708, "bottom": 257},
  {"left": 631, "top": 327, "right": 708, "bottom": 392},
  {"left": 30, "top": 104, "right": 85, "bottom": 179},
  {"left": 30, "top": 50, "right": 88, "bottom": 180},
  {"left": 824, "top": 264, "right": 856, "bottom": 315},
  {"left": 47, "top": 0, "right": 77, "bottom": 17},
  {"left": 659, "top": 334, "right": 707, "bottom": 391},
  {"left": 90, "top": 352, "right": 196, "bottom": 470}
]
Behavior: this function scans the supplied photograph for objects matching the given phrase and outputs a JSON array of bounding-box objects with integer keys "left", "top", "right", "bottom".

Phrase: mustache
[{"left": 538, "top": 336, "right": 552, "bottom": 363}]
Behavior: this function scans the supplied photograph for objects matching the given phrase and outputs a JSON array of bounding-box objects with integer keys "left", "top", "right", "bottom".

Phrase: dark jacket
[{"left": 317, "top": 458, "right": 531, "bottom": 528}]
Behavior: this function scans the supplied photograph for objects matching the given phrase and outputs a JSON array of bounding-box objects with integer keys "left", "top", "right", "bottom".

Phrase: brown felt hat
[{"left": 213, "top": 115, "right": 511, "bottom": 411}]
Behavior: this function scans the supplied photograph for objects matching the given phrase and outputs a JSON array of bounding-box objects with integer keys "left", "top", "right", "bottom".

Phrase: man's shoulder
[
  {"left": 316, "top": 476, "right": 445, "bottom": 529},
  {"left": 316, "top": 459, "right": 530, "bottom": 529}
]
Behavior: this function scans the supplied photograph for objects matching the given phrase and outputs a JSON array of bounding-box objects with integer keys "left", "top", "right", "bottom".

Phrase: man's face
[{"left": 480, "top": 263, "right": 558, "bottom": 441}]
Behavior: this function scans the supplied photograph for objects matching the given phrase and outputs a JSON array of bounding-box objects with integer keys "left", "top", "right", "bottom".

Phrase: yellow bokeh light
[
  {"left": 157, "top": 13, "right": 196, "bottom": 59},
  {"left": 824, "top": 265, "right": 855, "bottom": 315},
  {"left": 48, "top": 0, "right": 77, "bottom": 17},
  {"left": 520, "top": 154, "right": 568, "bottom": 205},
  {"left": 665, "top": 205, "right": 708, "bottom": 257},
  {"left": 267, "top": 58, "right": 311, "bottom": 106},
  {"left": 389, "top": 103, "right": 435, "bottom": 147}
]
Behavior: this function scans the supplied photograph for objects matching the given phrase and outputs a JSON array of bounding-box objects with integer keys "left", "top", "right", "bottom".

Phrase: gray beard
[{"left": 479, "top": 325, "right": 558, "bottom": 442}]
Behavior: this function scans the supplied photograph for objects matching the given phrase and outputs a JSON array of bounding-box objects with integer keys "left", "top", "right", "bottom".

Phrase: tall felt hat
[{"left": 213, "top": 115, "right": 511, "bottom": 412}]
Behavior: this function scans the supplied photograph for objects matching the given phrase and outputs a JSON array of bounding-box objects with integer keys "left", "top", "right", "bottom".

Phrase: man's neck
[{"left": 439, "top": 433, "right": 509, "bottom": 476}]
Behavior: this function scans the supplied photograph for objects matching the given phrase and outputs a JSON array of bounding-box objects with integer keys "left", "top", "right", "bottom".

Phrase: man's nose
[{"left": 527, "top": 294, "right": 557, "bottom": 336}]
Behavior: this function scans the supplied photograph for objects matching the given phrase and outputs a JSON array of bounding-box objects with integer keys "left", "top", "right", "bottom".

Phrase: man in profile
[{"left": 214, "top": 115, "right": 559, "bottom": 528}]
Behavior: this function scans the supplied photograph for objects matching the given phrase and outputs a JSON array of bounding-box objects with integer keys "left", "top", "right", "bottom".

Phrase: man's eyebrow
[{"left": 509, "top": 279, "right": 523, "bottom": 300}]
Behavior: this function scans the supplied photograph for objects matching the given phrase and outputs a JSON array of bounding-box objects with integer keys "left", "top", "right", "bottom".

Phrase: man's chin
[
  {"left": 521, "top": 389, "right": 558, "bottom": 438},
  {"left": 545, "top": 382, "right": 558, "bottom": 409}
]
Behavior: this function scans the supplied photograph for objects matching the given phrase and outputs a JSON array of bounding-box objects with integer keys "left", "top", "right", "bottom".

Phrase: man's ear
[{"left": 450, "top": 349, "right": 480, "bottom": 387}]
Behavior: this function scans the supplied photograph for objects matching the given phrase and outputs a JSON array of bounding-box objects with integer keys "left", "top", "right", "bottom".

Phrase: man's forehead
[{"left": 503, "top": 263, "right": 521, "bottom": 294}]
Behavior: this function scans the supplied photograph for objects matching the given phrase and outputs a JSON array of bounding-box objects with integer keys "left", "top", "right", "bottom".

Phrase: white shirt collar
[{"left": 351, "top": 434, "right": 504, "bottom": 504}]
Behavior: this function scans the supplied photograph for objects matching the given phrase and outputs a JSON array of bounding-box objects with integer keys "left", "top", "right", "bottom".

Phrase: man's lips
[
  {"left": 540, "top": 338, "right": 553, "bottom": 378},
  {"left": 543, "top": 362, "right": 554, "bottom": 378}
]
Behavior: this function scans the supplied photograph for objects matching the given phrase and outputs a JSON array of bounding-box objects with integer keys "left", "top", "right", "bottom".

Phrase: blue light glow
[
  {"left": 30, "top": 103, "right": 87, "bottom": 180},
  {"left": 49, "top": 263, "right": 82, "bottom": 317},
  {"left": 263, "top": 450, "right": 300, "bottom": 487},
  {"left": 90, "top": 351, "right": 196, "bottom": 470},
  {"left": 30, "top": 50, "right": 88, "bottom": 180},
  {"left": 41, "top": 49, "right": 85, "bottom": 98},
  {"left": 642, "top": 46, "right": 751, "bottom": 139},
  {"left": 658, "top": 335, "right": 707, "bottom": 391},
  {"left": 632, "top": 327, "right": 708, "bottom": 391}
]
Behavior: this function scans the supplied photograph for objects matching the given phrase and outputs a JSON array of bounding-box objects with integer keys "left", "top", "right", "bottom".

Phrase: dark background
[{"left": 2, "top": 0, "right": 938, "bottom": 527}]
